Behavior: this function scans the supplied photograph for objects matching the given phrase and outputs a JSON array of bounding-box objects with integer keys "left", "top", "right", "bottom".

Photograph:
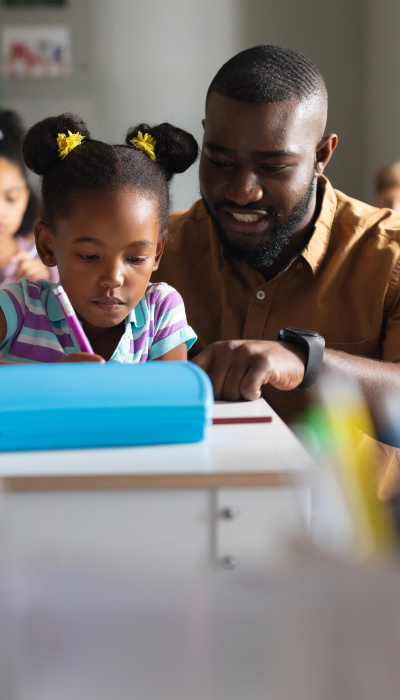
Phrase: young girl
[
  {"left": 0, "top": 113, "right": 198, "bottom": 364},
  {"left": 0, "top": 109, "right": 58, "bottom": 287}
]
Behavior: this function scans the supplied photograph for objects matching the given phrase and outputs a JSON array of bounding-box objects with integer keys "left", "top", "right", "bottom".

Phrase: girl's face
[
  {"left": 0, "top": 157, "right": 30, "bottom": 239},
  {"left": 35, "top": 188, "right": 164, "bottom": 330}
]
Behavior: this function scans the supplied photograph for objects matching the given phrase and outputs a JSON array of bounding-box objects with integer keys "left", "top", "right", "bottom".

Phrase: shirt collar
[
  {"left": 47, "top": 283, "right": 64, "bottom": 321},
  {"left": 125, "top": 296, "right": 148, "bottom": 329},
  {"left": 301, "top": 175, "right": 337, "bottom": 276}
]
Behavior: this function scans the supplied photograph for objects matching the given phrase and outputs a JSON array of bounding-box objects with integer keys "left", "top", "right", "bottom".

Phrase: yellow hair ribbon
[
  {"left": 130, "top": 131, "right": 156, "bottom": 161},
  {"left": 57, "top": 131, "right": 84, "bottom": 159}
]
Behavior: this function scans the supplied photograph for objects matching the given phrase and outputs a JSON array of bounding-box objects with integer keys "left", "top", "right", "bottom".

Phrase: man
[{"left": 153, "top": 45, "right": 400, "bottom": 498}]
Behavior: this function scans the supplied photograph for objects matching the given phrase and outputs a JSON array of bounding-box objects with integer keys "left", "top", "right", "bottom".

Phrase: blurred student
[
  {"left": 373, "top": 160, "right": 400, "bottom": 212},
  {"left": 0, "top": 113, "right": 197, "bottom": 364},
  {"left": 0, "top": 108, "right": 58, "bottom": 287}
]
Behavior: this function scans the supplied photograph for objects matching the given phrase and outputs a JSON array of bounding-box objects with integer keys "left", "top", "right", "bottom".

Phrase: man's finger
[
  {"left": 221, "top": 355, "right": 251, "bottom": 401},
  {"left": 191, "top": 345, "right": 215, "bottom": 372},
  {"left": 206, "top": 352, "right": 232, "bottom": 399},
  {"left": 239, "top": 358, "right": 272, "bottom": 400}
]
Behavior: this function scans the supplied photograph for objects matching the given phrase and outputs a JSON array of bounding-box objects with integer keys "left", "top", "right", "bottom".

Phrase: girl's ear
[
  {"left": 152, "top": 237, "right": 165, "bottom": 271},
  {"left": 34, "top": 221, "right": 57, "bottom": 267}
]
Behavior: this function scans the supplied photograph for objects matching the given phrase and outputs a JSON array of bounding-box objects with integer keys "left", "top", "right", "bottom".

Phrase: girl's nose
[{"left": 99, "top": 262, "right": 124, "bottom": 288}]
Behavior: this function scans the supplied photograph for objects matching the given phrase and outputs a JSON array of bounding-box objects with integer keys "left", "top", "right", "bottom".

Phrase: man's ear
[
  {"left": 315, "top": 133, "right": 338, "bottom": 176},
  {"left": 34, "top": 221, "right": 57, "bottom": 268},
  {"left": 152, "top": 237, "right": 166, "bottom": 271}
]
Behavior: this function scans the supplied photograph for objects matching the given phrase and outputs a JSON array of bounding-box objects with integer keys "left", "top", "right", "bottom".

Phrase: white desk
[
  {"left": 0, "top": 399, "right": 320, "bottom": 700},
  {"left": 0, "top": 399, "right": 317, "bottom": 579},
  {"left": 0, "top": 398, "right": 315, "bottom": 490}
]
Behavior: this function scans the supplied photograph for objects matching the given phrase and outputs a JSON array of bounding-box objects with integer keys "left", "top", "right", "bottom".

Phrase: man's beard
[{"left": 201, "top": 173, "right": 316, "bottom": 270}]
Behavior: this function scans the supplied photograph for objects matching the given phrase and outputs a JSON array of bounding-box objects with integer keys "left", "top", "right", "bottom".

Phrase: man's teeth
[{"left": 231, "top": 212, "right": 262, "bottom": 222}]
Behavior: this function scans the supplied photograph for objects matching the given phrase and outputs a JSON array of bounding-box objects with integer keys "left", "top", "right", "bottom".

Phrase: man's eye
[
  {"left": 78, "top": 254, "right": 99, "bottom": 261},
  {"left": 261, "top": 165, "right": 286, "bottom": 173},
  {"left": 209, "top": 157, "right": 233, "bottom": 168}
]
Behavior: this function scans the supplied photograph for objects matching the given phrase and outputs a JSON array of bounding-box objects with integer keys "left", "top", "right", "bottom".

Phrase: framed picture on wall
[
  {"left": 1, "top": 25, "right": 71, "bottom": 78},
  {"left": 2, "top": 1, "right": 67, "bottom": 6}
]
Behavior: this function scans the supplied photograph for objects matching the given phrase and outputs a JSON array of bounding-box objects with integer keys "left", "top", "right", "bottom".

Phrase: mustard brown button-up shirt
[{"left": 153, "top": 176, "right": 400, "bottom": 496}]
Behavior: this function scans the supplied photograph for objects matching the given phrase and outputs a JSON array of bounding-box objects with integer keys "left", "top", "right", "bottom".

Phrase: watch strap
[{"left": 277, "top": 328, "right": 325, "bottom": 389}]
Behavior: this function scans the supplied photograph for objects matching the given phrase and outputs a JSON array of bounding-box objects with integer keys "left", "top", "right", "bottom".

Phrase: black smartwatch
[{"left": 276, "top": 327, "right": 325, "bottom": 389}]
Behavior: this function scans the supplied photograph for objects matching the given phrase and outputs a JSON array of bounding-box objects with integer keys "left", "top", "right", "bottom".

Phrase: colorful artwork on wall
[
  {"left": 2, "top": 1, "right": 66, "bottom": 6},
  {"left": 1, "top": 25, "right": 71, "bottom": 78}
]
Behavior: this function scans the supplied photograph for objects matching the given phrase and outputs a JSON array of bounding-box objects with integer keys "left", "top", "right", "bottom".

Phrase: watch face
[{"left": 282, "top": 327, "right": 321, "bottom": 339}]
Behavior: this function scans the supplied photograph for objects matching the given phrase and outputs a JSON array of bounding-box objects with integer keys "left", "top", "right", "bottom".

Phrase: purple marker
[{"left": 53, "top": 285, "right": 94, "bottom": 354}]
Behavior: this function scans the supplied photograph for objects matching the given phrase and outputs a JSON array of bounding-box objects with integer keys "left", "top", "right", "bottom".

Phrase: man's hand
[
  {"left": 192, "top": 340, "right": 306, "bottom": 401},
  {"left": 12, "top": 250, "right": 50, "bottom": 282},
  {"left": 58, "top": 353, "right": 105, "bottom": 363}
]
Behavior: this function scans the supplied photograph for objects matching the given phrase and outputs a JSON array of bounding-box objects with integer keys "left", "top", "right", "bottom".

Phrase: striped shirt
[{"left": 0, "top": 279, "right": 197, "bottom": 364}]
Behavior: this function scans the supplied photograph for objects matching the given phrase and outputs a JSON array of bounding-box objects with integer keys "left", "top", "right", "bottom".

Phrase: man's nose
[
  {"left": 99, "top": 261, "right": 124, "bottom": 288},
  {"left": 225, "top": 170, "right": 263, "bottom": 205}
]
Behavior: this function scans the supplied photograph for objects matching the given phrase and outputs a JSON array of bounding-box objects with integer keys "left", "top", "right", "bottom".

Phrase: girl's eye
[
  {"left": 6, "top": 197, "right": 19, "bottom": 204},
  {"left": 78, "top": 254, "right": 99, "bottom": 261},
  {"left": 127, "top": 257, "right": 146, "bottom": 264}
]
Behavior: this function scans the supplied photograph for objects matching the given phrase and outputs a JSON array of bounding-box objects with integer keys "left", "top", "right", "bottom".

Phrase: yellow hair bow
[
  {"left": 57, "top": 131, "right": 84, "bottom": 159},
  {"left": 130, "top": 131, "right": 156, "bottom": 161}
]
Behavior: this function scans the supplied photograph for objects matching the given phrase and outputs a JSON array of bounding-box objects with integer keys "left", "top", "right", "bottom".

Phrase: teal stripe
[
  {"left": 155, "top": 305, "right": 184, "bottom": 327},
  {"left": 131, "top": 327, "right": 151, "bottom": 340},
  {"left": 148, "top": 327, "right": 197, "bottom": 361},
  {"left": 25, "top": 295, "right": 47, "bottom": 309},
  {"left": 0, "top": 290, "right": 18, "bottom": 347},
  {"left": 18, "top": 327, "right": 65, "bottom": 342},
  {"left": 4, "top": 353, "right": 40, "bottom": 364}
]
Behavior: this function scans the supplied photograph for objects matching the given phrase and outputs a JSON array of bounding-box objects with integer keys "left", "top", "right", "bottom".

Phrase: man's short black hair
[{"left": 206, "top": 45, "right": 327, "bottom": 106}]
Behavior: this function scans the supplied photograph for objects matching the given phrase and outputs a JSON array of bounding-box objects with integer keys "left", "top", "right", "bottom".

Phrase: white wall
[
  {"left": 2, "top": 0, "right": 400, "bottom": 207},
  {"left": 363, "top": 0, "right": 400, "bottom": 201},
  {"left": 237, "top": 0, "right": 364, "bottom": 201},
  {"left": 90, "top": 0, "right": 241, "bottom": 209}
]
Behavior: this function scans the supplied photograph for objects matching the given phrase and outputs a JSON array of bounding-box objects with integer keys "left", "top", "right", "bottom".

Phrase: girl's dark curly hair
[{"left": 22, "top": 113, "right": 199, "bottom": 234}]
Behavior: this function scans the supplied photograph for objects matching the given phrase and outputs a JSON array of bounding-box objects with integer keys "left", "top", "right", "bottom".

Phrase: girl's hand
[
  {"left": 12, "top": 250, "right": 50, "bottom": 282},
  {"left": 58, "top": 353, "right": 105, "bottom": 363}
]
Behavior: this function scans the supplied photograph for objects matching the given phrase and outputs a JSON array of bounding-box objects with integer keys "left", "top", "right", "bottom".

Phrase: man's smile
[{"left": 221, "top": 207, "right": 272, "bottom": 238}]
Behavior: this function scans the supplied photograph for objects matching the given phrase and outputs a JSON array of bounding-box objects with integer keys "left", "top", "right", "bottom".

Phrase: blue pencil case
[{"left": 0, "top": 362, "right": 213, "bottom": 451}]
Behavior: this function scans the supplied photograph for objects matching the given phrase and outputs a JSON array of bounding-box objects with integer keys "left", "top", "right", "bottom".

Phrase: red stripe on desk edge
[{"left": 212, "top": 417, "right": 272, "bottom": 425}]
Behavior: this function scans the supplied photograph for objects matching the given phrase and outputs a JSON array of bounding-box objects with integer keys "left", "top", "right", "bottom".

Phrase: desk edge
[{"left": 0, "top": 471, "right": 309, "bottom": 492}]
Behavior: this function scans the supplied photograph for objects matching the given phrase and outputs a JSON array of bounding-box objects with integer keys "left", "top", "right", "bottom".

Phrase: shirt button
[
  {"left": 297, "top": 261, "right": 303, "bottom": 269},
  {"left": 256, "top": 290, "right": 265, "bottom": 300}
]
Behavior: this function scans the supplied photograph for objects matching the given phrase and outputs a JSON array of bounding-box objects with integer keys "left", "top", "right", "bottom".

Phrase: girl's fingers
[
  {"left": 13, "top": 260, "right": 49, "bottom": 282},
  {"left": 10, "top": 250, "right": 31, "bottom": 263},
  {"left": 58, "top": 353, "right": 105, "bottom": 363}
]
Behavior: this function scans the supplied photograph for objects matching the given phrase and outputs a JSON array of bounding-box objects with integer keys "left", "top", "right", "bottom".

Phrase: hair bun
[
  {"left": 22, "top": 113, "right": 90, "bottom": 176},
  {"left": 126, "top": 122, "right": 198, "bottom": 181},
  {"left": 0, "top": 109, "right": 25, "bottom": 146}
]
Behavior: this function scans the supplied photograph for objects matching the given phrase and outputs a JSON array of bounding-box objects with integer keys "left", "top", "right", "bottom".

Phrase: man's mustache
[{"left": 213, "top": 199, "right": 281, "bottom": 218}]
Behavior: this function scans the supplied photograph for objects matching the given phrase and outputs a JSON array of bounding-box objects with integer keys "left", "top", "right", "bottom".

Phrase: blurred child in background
[
  {"left": 0, "top": 108, "right": 58, "bottom": 288},
  {"left": 373, "top": 160, "right": 400, "bottom": 212}
]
